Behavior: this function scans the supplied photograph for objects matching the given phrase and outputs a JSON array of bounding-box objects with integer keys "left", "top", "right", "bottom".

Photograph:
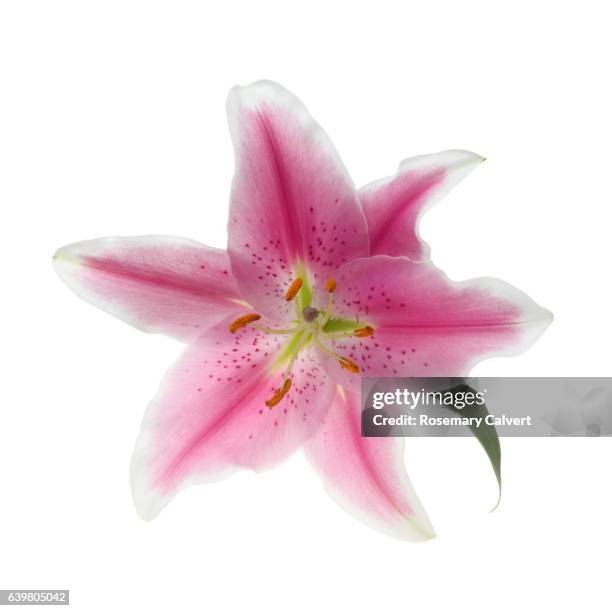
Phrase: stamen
[
  {"left": 314, "top": 336, "right": 359, "bottom": 374},
  {"left": 338, "top": 356, "right": 360, "bottom": 374},
  {"left": 321, "top": 278, "right": 336, "bottom": 325},
  {"left": 353, "top": 326, "right": 374, "bottom": 338},
  {"left": 285, "top": 278, "right": 303, "bottom": 301},
  {"left": 265, "top": 378, "right": 292, "bottom": 408},
  {"left": 229, "top": 313, "right": 261, "bottom": 333}
]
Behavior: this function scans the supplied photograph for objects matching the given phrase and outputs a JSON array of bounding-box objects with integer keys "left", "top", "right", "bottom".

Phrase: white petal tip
[
  {"left": 227, "top": 79, "right": 289, "bottom": 109},
  {"left": 401, "top": 514, "right": 437, "bottom": 542},
  {"left": 130, "top": 453, "right": 167, "bottom": 522},
  {"left": 541, "top": 308, "right": 554, "bottom": 324},
  {"left": 402, "top": 526, "right": 436, "bottom": 543},
  {"left": 395, "top": 149, "right": 486, "bottom": 181},
  {"left": 134, "top": 500, "right": 162, "bottom": 522},
  {"left": 131, "top": 477, "right": 166, "bottom": 522},
  {"left": 52, "top": 245, "right": 80, "bottom": 267},
  {"left": 443, "top": 149, "right": 487, "bottom": 168},
  {"left": 373, "top": 514, "right": 436, "bottom": 542}
]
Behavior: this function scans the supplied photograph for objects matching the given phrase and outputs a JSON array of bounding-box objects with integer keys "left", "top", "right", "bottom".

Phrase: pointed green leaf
[{"left": 441, "top": 382, "right": 502, "bottom": 509}]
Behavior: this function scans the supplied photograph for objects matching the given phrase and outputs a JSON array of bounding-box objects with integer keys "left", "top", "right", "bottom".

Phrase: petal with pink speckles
[
  {"left": 360, "top": 150, "right": 484, "bottom": 260},
  {"left": 131, "top": 317, "right": 334, "bottom": 519},
  {"left": 304, "top": 387, "right": 434, "bottom": 541},
  {"left": 227, "top": 80, "right": 369, "bottom": 320},
  {"left": 317, "top": 256, "right": 552, "bottom": 391},
  {"left": 53, "top": 236, "right": 245, "bottom": 342}
]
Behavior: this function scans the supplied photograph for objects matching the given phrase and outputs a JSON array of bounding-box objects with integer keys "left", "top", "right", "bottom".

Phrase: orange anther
[
  {"left": 285, "top": 278, "right": 303, "bottom": 301},
  {"left": 229, "top": 313, "right": 261, "bottom": 333},
  {"left": 265, "top": 378, "right": 292, "bottom": 408},
  {"left": 338, "top": 356, "right": 360, "bottom": 374},
  {"left": 325, "top": 278, "right": 336, "bottom": 293},
  {"left": 353, "top": 326, "right": 374, "bottom": 338}
]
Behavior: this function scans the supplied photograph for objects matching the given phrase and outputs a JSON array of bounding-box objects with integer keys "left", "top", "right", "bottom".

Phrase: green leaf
[{"left": 441, "top": 382, "right": 502, "bottom": 509}]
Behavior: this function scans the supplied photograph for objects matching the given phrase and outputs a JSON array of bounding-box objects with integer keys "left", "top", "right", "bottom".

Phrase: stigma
[{"left": 302, "top": 306, "right": 319, "bottom": 322}]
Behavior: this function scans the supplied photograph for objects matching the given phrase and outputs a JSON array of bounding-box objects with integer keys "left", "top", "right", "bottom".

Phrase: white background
[{"left": 1, "top": 2, "right": 610, "bottom": 609}]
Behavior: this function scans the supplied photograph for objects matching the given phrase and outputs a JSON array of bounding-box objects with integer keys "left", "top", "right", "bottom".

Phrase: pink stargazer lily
[{"left": 54, "top": 81, "right": 552, "bottom": 541}]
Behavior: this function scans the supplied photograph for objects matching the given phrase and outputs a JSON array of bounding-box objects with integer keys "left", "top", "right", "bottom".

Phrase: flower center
[{"left": 228, "top": 273, "right": 374, "bottom": 407}]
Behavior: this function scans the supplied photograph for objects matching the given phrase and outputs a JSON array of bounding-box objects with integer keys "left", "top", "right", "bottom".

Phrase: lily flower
[{"left": 54, "top": 81, "right": 552, "bottom": 541}]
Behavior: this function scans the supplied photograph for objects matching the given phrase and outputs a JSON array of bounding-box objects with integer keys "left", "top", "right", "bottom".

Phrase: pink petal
[
  {"left": 360, "top": 150, "right": 484, "bottom": 260},
  {"left": 317, "top": 256, "right": 552, "bottom": 391},
  {"left": 54, "top": 236, "right": 245, "bottom": 342},
  {"left": 226, "top": 80, "right": 369, "bottom": 319},
  {"left": 304, "top": 387, "right": 434, "bottom": 541},
  {"left": 131, "top": 317, "right": 334, "bottom": 519}
]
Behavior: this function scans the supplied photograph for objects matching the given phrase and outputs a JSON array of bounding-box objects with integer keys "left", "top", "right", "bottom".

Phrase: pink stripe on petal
[
  {"left": 131, "top": 317, "right": 334, "bottom": 519},
  {"left": 304, "top": 387, "right": 434, "bottom": 541},
  {"left": 53, "top": 236, "right": 245, "bottom": 342},
  {"left": 316, "top": 256, "right": 552, "bottom": 391},
  {"left": 227, "top": 81, "right": 369, "bottom": 320},
  {"left": 360, "top": 150, "right": 484, "bottom": 260}
]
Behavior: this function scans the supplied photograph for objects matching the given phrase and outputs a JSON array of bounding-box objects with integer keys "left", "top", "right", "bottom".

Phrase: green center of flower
[{"left": 228, "top": 268, "right": 374, "bottom": 407}]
